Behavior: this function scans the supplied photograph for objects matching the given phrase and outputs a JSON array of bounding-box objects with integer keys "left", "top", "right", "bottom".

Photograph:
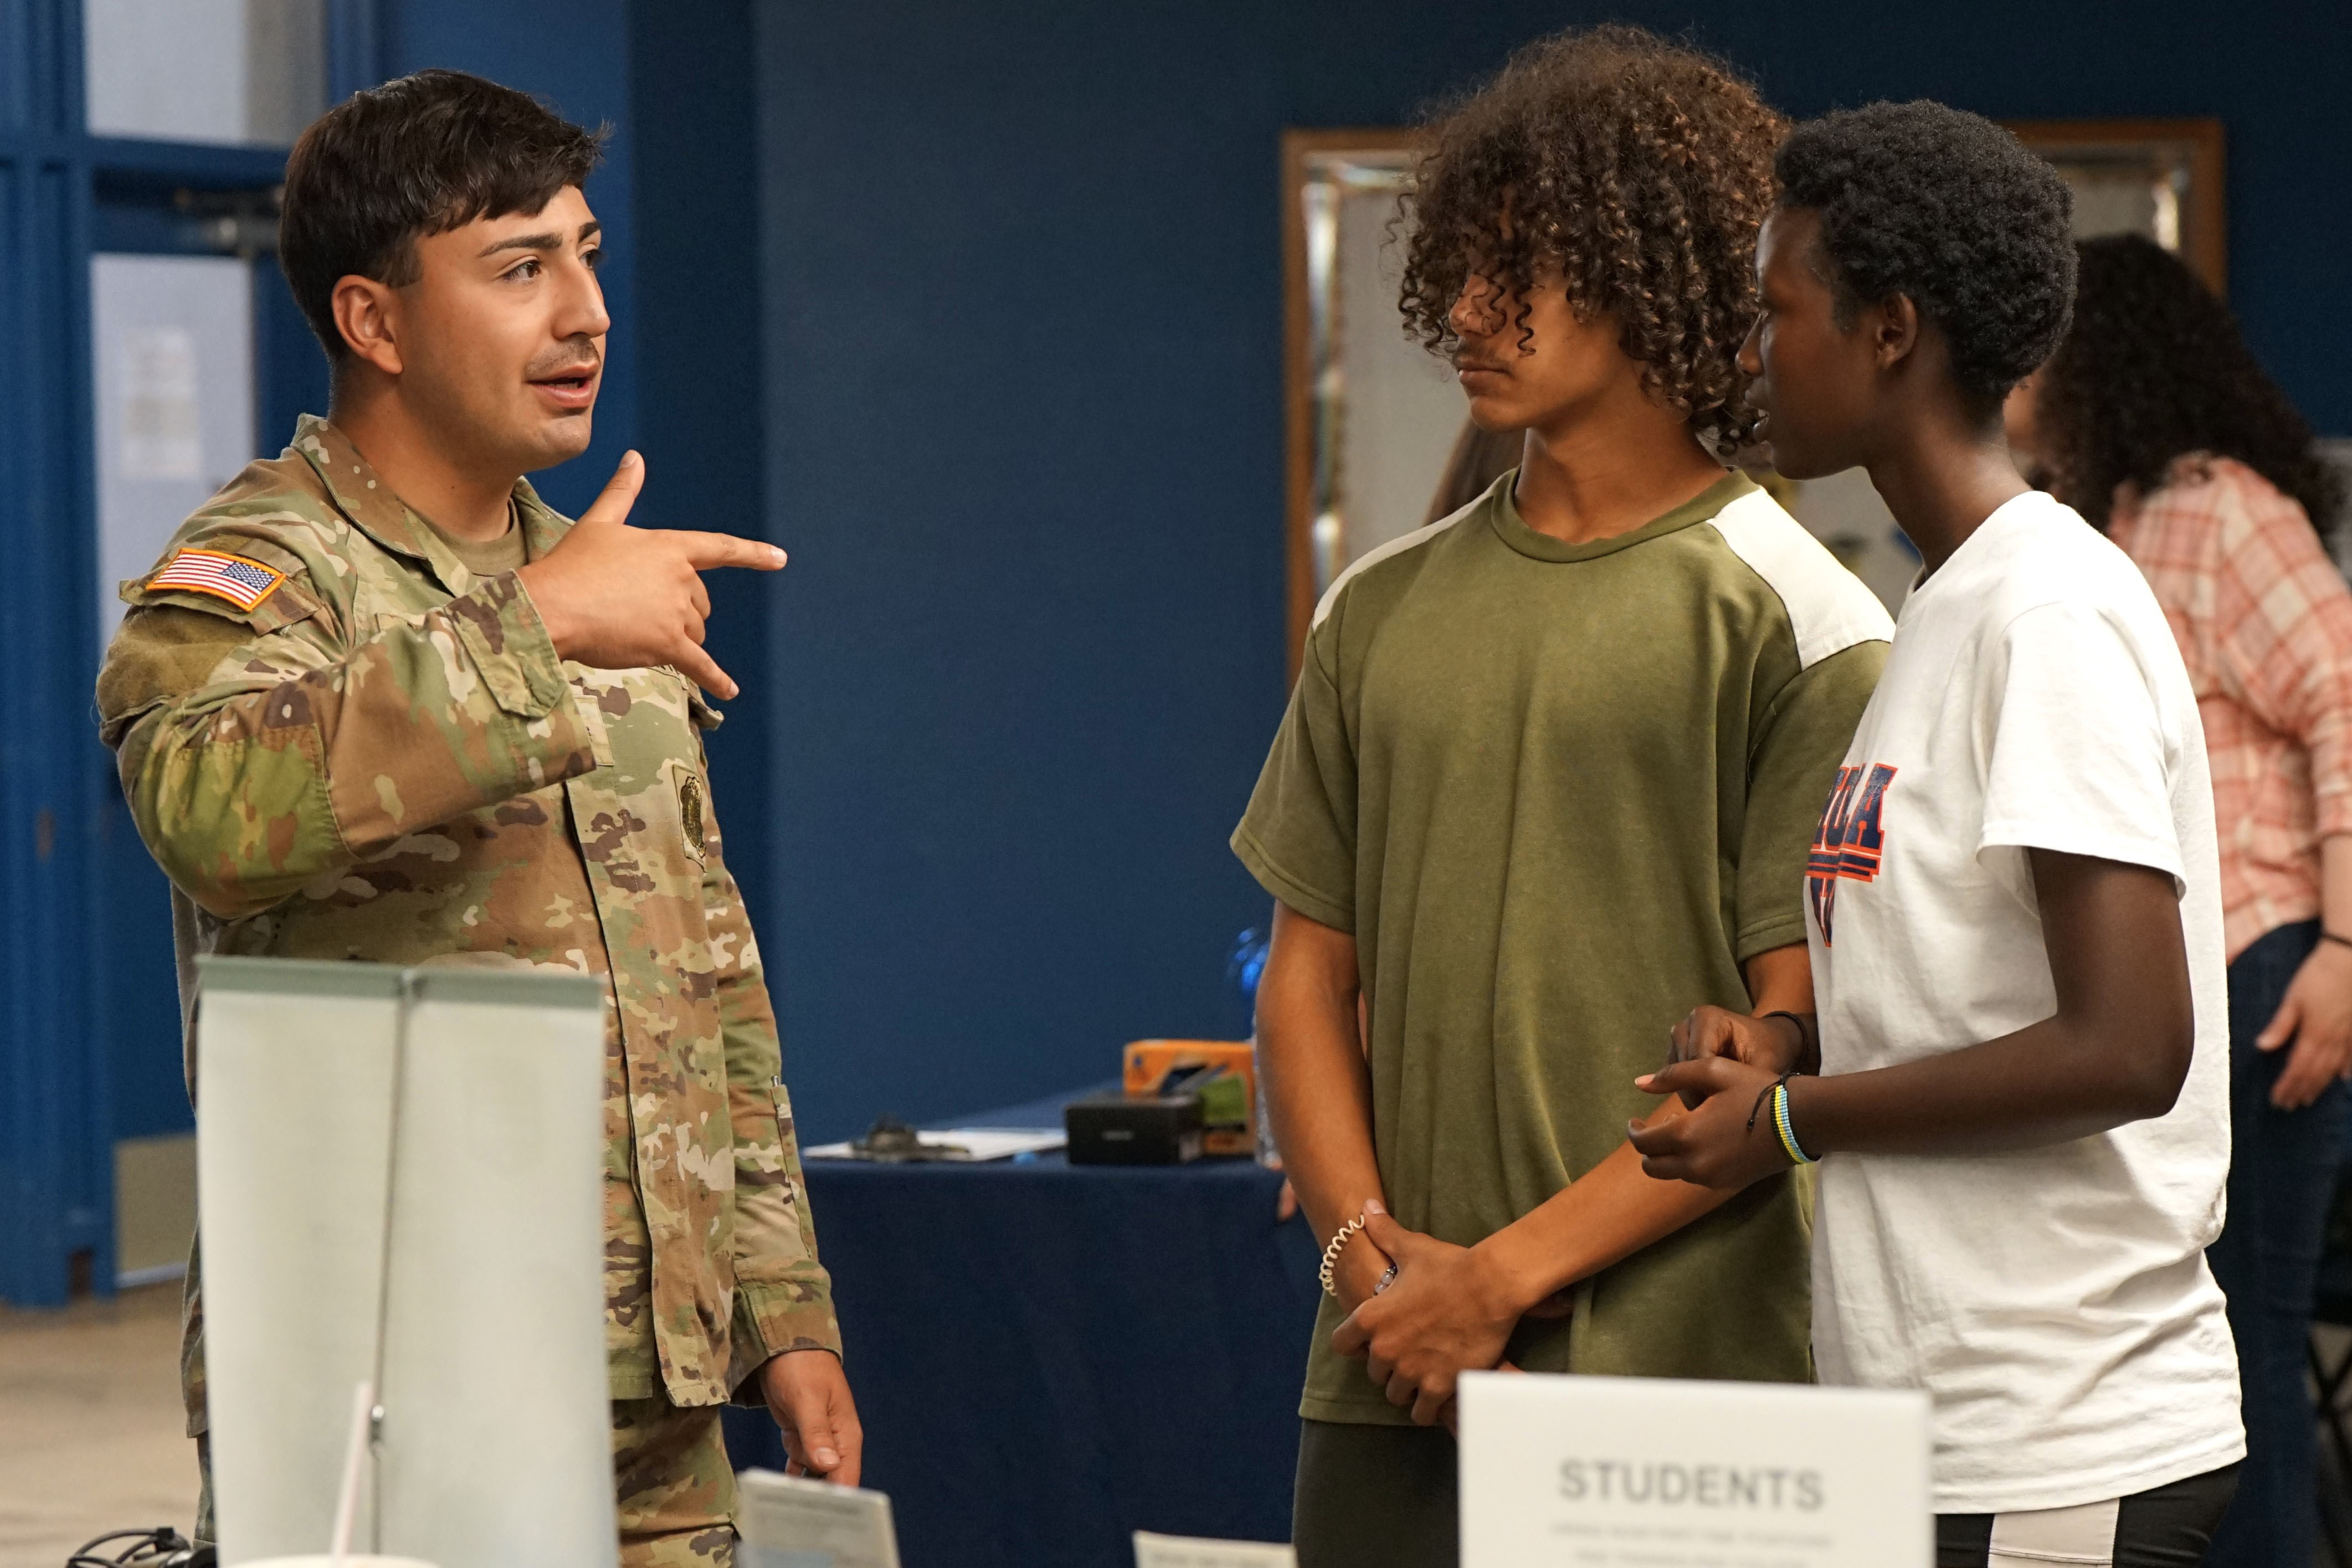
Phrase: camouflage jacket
[{"left": 95, "top": 416, "right": 838, "bottom": 1432}]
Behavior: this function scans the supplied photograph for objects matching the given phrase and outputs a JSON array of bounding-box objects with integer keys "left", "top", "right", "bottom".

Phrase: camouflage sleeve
[
  {"left": 701, "top": 777, "right": 843, "bottom": 1398},
  {"left": 100, "top": 570, "right": 601, "bottom": 921}
]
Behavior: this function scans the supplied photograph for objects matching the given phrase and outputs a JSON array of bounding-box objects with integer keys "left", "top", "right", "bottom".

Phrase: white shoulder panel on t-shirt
[
  {"left": 1704, "top": 486, "right": 1896, "bottom": 668},
  {"left": 1309, "top": 493, "right": 1485, "bottom": 633}
]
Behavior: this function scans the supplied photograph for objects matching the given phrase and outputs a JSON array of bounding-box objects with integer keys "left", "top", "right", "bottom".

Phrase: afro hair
[{"left": 1775, "top": 101, "right": 2074, "bottom": 410}]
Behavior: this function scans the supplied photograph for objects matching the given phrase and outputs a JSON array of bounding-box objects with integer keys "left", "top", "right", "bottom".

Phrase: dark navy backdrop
[
  {"left": 746, "top": 0, "right": 2351, "bottom": 1141},
  {"left": 81, "top": 0, "right": 2352, "bottom": 1179}
]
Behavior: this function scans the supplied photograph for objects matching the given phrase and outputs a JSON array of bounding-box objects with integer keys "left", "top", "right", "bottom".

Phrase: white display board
[
  {"left": 1457, "top": 1371, "right": 1931, "bottom": 1568},
  {"left": 738, "top": 1468, "right": 902, "bottom": 1568},
  {"left": 197, "top": 958, "right": 617, "bottom": 1568}
]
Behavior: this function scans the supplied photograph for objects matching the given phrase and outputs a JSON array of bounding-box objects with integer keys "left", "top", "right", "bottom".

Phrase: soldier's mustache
[{"left": 525, "top": 344, "right": 602, "bottom": 381}]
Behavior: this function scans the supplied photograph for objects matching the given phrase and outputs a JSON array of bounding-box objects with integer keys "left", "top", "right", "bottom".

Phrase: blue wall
[
  {"left": 749, "top": 0, "right": 2351, "bottom": 1141},
  {"left": 85, "top": 0, "right": 2352, "bottom": 1161},
  {"left": 629, "top": 0, "right": 776, "bottom": 927}
]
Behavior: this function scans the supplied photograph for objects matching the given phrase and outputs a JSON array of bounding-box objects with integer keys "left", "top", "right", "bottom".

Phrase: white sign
[
  {"left": 738, "top": 1469, "right": 901, "bottom": 1568},
  {"left": 1133, "top": 1532, "right": 1296, "bottom": 1568},
  {"left": 1457, "top": 1372, "right": 1930, "bottom": 1568}
]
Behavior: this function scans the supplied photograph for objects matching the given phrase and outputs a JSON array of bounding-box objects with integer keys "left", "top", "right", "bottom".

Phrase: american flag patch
[{"left": 147, "top": 548, "right": 286, "bottom": 611}]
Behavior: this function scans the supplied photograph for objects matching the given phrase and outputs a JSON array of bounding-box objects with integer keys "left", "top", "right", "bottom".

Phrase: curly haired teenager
[
  {"left": 2009, "top": 234, "right": 2351, "bottom": 1568},
  {"left": 1636, "top": 105, "right": 2244, "bottom": 1565},
  {"left": 1230, "top": 29, "right": 1892, "bottom": 1565}
]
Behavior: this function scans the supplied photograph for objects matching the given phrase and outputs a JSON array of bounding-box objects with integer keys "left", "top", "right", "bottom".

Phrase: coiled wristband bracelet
[{"left": 1318, "top": 1214, "right": 1365, "bottom": 1297}]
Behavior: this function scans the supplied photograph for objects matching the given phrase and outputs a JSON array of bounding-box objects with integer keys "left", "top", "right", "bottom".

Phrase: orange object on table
[{"left": 1122, "top": 1040, "right": 1257, "bottom": 1156}]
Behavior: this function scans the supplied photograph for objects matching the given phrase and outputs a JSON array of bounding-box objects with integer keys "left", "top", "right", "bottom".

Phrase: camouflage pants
[
  {"left": 614, "top": 1394, "right": 738, "bottom": 1566},
  {"left": 194, "top": 1396, "right": 738, "bottom": 1565}
]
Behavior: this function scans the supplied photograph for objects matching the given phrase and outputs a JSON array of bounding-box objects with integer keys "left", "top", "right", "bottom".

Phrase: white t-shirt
[{"left": 1806, "top": 489, "right": 2242, "bottom": 1514}]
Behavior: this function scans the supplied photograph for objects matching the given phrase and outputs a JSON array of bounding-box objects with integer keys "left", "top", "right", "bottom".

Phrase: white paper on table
[
  {"left": 1456, "top": 1370, "right": 1931, "bottom": 1568},
  {"left": 1132, "top": 1531, "right": 1297, "bottom": 1567},
  {"left": 803, "top": 1128, "right": 1066, "bottom": 1161},
  {"left": 737, "top": 1469, "right": 902, "bottom": 1568}
]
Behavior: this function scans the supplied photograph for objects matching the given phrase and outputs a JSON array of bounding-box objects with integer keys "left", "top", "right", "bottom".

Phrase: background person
[
  {"left": 2006, "top": 232, "right": 2352, "bottom": 1568},
  {"left": 1636, "top": 102, "right": 2245, "bottom": 1566},
  {"left": 94, "top": 71, "right": 856, "bottom": 1565},
  {"left": 1235, "top": 28, "right": 1891, "bottom": 1566}
]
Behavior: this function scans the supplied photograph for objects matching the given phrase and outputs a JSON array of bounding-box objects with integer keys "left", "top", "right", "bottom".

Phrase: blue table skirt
[{"left": 722, "top": 1144, "right": 1322, "bottom": 1567}]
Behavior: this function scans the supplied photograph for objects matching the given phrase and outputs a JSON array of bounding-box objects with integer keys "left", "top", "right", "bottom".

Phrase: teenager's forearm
[
  {"left": 1257, "top": 904, "right": 1384, "bottom": 1245},
  {"left": 1742, "top": 943, "right": 1814, "bottom": 1017},
  {"left": 1473, "top": 943, "right": 1811, "bottom": 1312},
  {"left": 1789, "top": 1012, "right": 2182, "bottom": 1158},
  {"left": 1791, "top": 850, "right": 2190, "bottom": 1158},
  {"left": 1472, "top": 1106, "right": 1731, "bottom": 1312}
]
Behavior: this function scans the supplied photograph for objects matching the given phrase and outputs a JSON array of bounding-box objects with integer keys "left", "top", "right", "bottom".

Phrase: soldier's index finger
[
  {"left": 677, "top": 531, "right": 788, "bottom": 571},
  {"left": 578, "top": 450, "right": 646, "bottom": 528}
]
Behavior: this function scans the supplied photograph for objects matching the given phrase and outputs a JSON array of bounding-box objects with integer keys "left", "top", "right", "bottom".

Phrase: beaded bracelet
[
  {"left": 1773, "top": 1081, "right": 1817, "bottom": 1165},
  {"left": 1318, "top": 1214, "right": 1366, "bottom": 1297}
]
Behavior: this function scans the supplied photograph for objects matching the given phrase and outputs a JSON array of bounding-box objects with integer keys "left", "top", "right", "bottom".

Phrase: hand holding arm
[
  {"left": 1634, "top": 849, "right": 2194, "bottom": 1185},
  {"left": 1334, "top": 944, "right": 1815, "bottom": 1423}
]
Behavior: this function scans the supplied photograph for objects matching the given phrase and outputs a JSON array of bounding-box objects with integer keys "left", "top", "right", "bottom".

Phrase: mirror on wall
[{"left": 1280, "top": 119, "right": 2230, "bottom": 671}]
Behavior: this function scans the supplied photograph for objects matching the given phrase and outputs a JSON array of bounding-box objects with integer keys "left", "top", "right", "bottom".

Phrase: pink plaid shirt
[{"left": 2108, "top": 456, "right": 2352, "bottom": 962}]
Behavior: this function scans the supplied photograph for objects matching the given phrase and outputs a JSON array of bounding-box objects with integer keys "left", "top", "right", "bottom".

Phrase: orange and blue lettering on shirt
[{"left": 1807, "top": 762, "right": 1896, "bottom": 945}]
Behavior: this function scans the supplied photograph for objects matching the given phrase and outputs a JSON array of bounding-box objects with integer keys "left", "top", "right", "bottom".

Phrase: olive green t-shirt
[{"left": 1233, "top": 470, "right": 1893, "bottom": 1424}]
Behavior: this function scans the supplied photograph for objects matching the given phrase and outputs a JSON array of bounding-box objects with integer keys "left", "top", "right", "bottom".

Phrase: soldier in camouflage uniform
[{"left": 93, "top": 71, "right": 858, "bottom": 1565}]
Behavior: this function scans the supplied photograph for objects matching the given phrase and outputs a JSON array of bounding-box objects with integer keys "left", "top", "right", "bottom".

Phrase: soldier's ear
[{"left": 331, "top": 274, "right": 404, "bottom": 379}]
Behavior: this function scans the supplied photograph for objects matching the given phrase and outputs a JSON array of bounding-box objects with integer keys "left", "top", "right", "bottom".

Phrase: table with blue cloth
[{"left": 722, "top": 1086, "right": 1323, "bottom": 1567}]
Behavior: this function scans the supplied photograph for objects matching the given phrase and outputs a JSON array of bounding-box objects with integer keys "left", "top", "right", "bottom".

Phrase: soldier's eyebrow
[{"left": 477, "top": 221, "right": 602, "bottom": 259}]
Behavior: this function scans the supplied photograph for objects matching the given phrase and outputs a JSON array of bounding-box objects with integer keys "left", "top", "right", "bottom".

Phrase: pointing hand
[{"left": 516, "top": 451, "right": 785, "bottom": 699}]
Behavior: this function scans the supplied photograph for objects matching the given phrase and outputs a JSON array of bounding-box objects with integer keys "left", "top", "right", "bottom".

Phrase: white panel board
[
  {"left": 197, "top": 959, "right": 401, "bottom": 1565},
  {"left": 375, "top": 966, "right": 615, "bottom": 1568},
  {"left": 197, "top": 958, "right": 618, "bottom": 1568}
]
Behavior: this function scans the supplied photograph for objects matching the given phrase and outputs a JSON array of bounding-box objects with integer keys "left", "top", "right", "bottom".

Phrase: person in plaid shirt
[{"left": 2008, "top": 232, "right": 2352, "bottom": 1568}]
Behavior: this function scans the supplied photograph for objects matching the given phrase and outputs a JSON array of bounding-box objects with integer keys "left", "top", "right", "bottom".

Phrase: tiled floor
[{"left": 0, "top": 1283, "right": 197, "bottom": 1568}]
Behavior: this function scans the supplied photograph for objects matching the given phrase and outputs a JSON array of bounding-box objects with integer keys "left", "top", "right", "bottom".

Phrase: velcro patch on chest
[
  {"left": 678, "top": 770, "right": 707, "bottom": 861},
  {"left": 146, "top": 548, "right": 286, "bottom": 611}
]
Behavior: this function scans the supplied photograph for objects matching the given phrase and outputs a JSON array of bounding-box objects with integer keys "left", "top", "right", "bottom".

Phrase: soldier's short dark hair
[
  {"left": 1774, "top": 101, "right": 2074, "bottom": 413},
  {"left": 279, "top": 69, "right": 605, "bottom": 364}
]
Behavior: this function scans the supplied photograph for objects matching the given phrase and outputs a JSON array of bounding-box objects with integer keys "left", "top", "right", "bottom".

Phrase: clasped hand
[
  {"left": 1329, "top": 1203, "right": 1519, "bottom": 1427},
  {"left": 516, "top": 451, "right": 786, "bottom": 700},
  {"left": 1627, "top": 1004, "right": 1804, "bottom": 1190}
]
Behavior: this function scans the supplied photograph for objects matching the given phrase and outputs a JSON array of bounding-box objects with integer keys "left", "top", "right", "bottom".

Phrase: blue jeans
[{"left": 2206, "top": 919, "right": 2350, "bottom": 1567}]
